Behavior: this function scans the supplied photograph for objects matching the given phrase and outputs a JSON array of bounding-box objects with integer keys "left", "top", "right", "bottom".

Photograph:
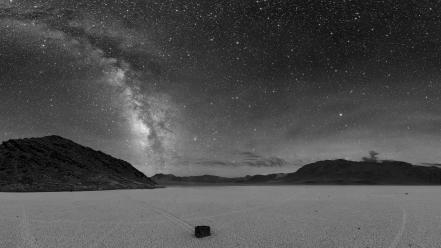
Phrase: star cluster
[{"left": 1, "top": 0, "right": 441, "bottom": 176}]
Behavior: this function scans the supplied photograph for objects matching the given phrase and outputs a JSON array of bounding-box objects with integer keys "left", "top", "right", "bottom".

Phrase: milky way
[{"left": 1, "top": 0, "right": 441, "bottom": 176}]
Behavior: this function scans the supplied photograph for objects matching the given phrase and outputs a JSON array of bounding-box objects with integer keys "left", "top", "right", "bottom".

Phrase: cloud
[
  {"left": 238, "top": 151, "right": 289, "bottom": 167},
  {"left": 194, "top": 160, "right": 231, "bottom": 167},
  {"left": 185, "top": 151, "right": 290, "bottom": 167}
]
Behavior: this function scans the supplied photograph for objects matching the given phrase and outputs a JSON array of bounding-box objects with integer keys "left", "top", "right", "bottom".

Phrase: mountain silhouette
[
  {"left": 153, "top": 159, "right": 441, "bottom": 185},
  {"left": 0, "top": 135, "right": 157, "bottom": 191}
]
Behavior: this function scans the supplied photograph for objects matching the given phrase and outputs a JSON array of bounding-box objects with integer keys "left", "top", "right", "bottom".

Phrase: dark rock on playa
[{"left": 195, "top": 226, "right": 211, "bottom": 238}]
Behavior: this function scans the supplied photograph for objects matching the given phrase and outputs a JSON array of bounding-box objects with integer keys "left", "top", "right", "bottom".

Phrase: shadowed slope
[{"left": 0, "top": 135, "right": 157, "bottom": 191}]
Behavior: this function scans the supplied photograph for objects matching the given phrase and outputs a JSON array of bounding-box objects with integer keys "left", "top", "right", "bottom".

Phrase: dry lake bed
[{"left": 0, "top": 186, "right": 440, "bottom": 248}]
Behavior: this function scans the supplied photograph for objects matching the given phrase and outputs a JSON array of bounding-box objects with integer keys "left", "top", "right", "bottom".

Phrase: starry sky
[{"left": 1, "top": 0, "right": 441, "bottom": 176}]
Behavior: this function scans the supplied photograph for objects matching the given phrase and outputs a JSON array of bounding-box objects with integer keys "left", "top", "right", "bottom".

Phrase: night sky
[{"left": 1, "top": 0, "right": 441, "bottom": 176}]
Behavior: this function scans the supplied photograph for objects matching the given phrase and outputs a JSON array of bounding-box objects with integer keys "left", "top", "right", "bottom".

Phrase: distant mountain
[
  {"left": 284, "top": 159, "right": 441, "bottom": 184},
  {"left": 0, "top": 135, "right": 157, "bottom": 191},
  {"left": 151, "top": 173, "right": 287, "bottom": 185},
  {"left": 153, "top": 159, "right": 441, "bottom": 185},
  {"left": 152, "top": 174, "right": 238, "bottom": 185}
]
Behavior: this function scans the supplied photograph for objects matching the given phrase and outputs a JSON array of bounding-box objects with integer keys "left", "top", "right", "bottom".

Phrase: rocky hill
[
  {"left": 153, "top": 159, "right": 441, "bottom": 185},
  {"left": 0, "top": 135, "right": 157, "bottom": 191}
]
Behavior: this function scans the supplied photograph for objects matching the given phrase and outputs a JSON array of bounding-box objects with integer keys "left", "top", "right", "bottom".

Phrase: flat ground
[{"left": 0, "top": 186, "right": 440, "bottom": 248}]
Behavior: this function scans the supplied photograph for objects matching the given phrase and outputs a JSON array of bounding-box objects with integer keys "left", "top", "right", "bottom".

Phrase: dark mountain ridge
[
  {"left": 153, "top": 159, "right": 441, "bottom": 185},
  {"left": 2, "top": 135, "right": 440, "bottom": 190},
  {"left": 0, "top": 135, "right": 157, "bottom": 191},
  {"left": 286, "top": 159, "right": 441, "bottom": 184}
]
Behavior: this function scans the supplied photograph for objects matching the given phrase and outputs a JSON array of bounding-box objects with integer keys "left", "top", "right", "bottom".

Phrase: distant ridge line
[{"left": 153, "top": 159, "right": 441, "bottom": 185}]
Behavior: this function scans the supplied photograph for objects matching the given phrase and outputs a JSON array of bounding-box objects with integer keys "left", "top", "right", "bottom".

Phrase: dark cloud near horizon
[{"left": 186, "top": 151, "right": 290, "bottom": 168}]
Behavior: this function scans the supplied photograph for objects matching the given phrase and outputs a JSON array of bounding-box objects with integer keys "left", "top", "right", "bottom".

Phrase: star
[{"left": 1, "top": 0, "right": 441, "bottom": 176}]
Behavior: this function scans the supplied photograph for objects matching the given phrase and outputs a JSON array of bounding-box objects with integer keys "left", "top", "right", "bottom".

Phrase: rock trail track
[{"left": 19, "top": 205, "right": 39, "bottom": 248}]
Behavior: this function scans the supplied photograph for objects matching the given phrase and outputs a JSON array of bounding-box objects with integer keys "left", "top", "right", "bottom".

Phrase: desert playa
[{"left": 1, "top": 186, "right": 440, "bottom": 248}]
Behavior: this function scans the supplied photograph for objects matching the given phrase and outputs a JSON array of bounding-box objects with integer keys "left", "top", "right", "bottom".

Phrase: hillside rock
[{"left": 0, "top": 135, "right": 157, "bottom": 191}]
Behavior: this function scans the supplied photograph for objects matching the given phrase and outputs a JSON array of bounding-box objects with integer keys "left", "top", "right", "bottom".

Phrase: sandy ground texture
[{"left": 0, "top": 186, "right": 440, "bottom": 248}]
